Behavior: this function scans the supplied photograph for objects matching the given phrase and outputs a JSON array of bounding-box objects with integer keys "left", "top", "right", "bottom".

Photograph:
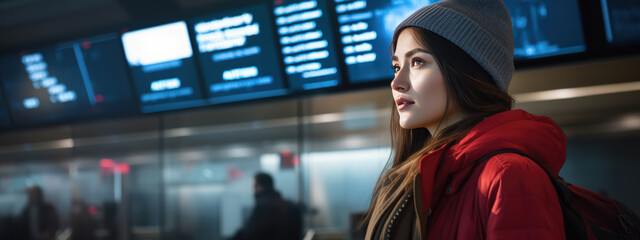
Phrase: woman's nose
[{"left": 390, "top": 71, "right": 409, "bottom": 92}]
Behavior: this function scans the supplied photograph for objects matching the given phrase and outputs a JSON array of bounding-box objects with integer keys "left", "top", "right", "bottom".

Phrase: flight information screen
[
  {"left": 601, "top": 0, "right": 640, "bottom": 45},
  {"left": 332, "top": 0, "right": 417, "bottom": 84},
  {"left": 505, "top": 0, "right": 585, "bottom": 59},
  {"left": 273, "top": 0, "right": 343, "bottom": 91},
  {"left": 0, "top": 33, "right": 136, "bottom": 126},
  {"left": 122, "top": 21, "right": 207, "bottom": 113},
  {"left": 333, "top": 0, "right": 586, "bottom": 84},
  {"left": 192, "top": 4, "right": 288, "bottom": 104}
]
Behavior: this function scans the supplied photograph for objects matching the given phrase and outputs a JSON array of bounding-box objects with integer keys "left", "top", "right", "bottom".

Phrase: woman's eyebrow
[{"left": 392, "top": 48, "right": 432, "bottom": 61}]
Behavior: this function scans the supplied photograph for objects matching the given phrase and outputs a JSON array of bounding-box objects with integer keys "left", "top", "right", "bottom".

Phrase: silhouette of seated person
[
  {"left": 20, "top": 186, "right": 59, "bottom": 240},
  {"left": 232, "top": 172, "right": 302, "bottom": 240}
]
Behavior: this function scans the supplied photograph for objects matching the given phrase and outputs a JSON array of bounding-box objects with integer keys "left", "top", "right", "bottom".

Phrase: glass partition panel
[
  {"left": 301, "top": 88, "right": 392, "bottom": 239},
  {"left": 71, "top": 116, "right": 161, "bottom": 240},
  {"left": 0, "top": 126, "right": 74, "bottom": 239},
  {"left": 161, "top": 99, "right": 301, "bottom": 240}
]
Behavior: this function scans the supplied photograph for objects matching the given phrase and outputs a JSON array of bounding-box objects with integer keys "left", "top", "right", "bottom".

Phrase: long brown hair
[{"left": 362, "top": 27, "right": 515, "bottom": 233}]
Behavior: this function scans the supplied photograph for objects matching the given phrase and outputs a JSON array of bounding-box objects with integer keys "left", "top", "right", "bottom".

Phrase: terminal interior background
[{"left": 0, "top": 0, "right": 640, "bottom": 239}]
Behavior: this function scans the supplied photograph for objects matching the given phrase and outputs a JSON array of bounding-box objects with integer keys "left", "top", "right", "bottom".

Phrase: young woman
[{"left": 363, "top": 0, "right": 566, "bottom": 239}]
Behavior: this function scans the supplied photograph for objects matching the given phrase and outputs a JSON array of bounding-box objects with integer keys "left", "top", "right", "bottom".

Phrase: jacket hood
[{"left": 419, "top": 109, "right": 566, "bottom": 200}]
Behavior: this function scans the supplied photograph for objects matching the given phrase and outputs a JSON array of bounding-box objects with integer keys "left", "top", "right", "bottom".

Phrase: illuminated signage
[
  {"left": 274, "top": 0, "right": 343, "bottom": 90},
  {"left": 0, "top": 34, "right": 136, "bottom": 125},
  {"left": 192, "top": 4, "right": 288, "bottom": 104},
  {"left": 121, "top": 21, "right": 207, "bottom": 113}
]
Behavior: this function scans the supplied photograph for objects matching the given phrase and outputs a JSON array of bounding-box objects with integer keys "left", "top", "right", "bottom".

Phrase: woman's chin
[{"left": 399, "top": 120, "right": 417, "bottom": 129}]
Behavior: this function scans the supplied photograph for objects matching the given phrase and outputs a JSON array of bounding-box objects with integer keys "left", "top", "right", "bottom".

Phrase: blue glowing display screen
[
  {"left": 334, "top": 0, "right": 586, "bottom": 84},
  {"left": 505, "top": 0, "right": 585, "bottom": 59},
  {"left": 601, "top": 0, "right": 640, "bottom": 45},
  {"left": 191, "top": 4, "right": 288, "bottom": 104},
  {"left": 273, "top": 0, "right": 343, "bottom": 91},
  {"left": 0, "top": 34, "right": 136, "bottom": 126},
  {"left": 332, "top": 0, "right": 414, "bottom": 84},
  {"left": 121, "top": 21, "right": 207, "bottom": 113}
]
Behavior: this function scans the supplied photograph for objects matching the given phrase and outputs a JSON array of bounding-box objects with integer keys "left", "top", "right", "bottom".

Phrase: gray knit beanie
[{"left": 395, "top": 0, "right": 514, "bottom": 91}]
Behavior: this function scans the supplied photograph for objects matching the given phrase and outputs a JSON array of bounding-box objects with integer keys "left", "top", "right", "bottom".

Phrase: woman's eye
[
  {"left": 391, "top": 64, "right": 400, "bottom": 73},
  {"left": 411, "top": 58, "right": 424, "bottom": 67}
]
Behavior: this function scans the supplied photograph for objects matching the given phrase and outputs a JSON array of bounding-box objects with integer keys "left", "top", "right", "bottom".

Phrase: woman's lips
[
  {"left": 395, "top": 98, "right": 415, "bottom": 110},
  {"left": 397, "top": 102, "right": 414, "bottom": 110}
]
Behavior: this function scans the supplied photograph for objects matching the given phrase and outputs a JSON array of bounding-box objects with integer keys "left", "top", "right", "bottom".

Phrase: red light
[
  {"left": 95, "top": 94, "right": 104, "bottom": 103},
  {"left": 281, "top": 151, "right": 292, "bottom": 157},
  {"left": 274, "top": 0, "right": 283, "bottom": 5},
  {"left": 227, "top": 166, "right": 244, "bottom": 180},
  {"left": 19, "top": 50, "right": 28, "bottom": 56},
  {"left": 118, "top": 163, "right": 130, "bottom": 174},
  {"left": 100, "top": 159, "right": 115, "bottom": 168},
  {"left": 100, "top": 159, "right": 130, "bottom": 175},
  {"left": 88, "top": 206, "right": 98, "bottom": 215},
  {"left": 280, "top": 151, "right": 297, "bottom": 168},
  {"left": 81, "top": 41, "right": 91, "bottom": 49}
]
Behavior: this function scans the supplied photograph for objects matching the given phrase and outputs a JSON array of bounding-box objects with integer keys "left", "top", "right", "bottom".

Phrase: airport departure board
[
  {"left": 0, "top": 0, "right": 598, "bottom": 128},
  {"left": 333, "top": 0, "right": 587, "bottom": 84},
  {"left": 0, "top": 33, "right": 136, "bottom": 126},
  {"left": 601, "top": 0, "right": 640, "bottom": 45},
  {"left": 505, "top": 0, "right": 585, "bottom": 59},
  {"left": 122, "top": 21, "right": 207, "bottom": 113},
  {"left": 273, "top": 0, "right": 343, "bottom": 91},
  {"left": 332, "top": 0, "right": 421, "bottom": 84},
  {"left": 192, "top": 4, "right": 288, "bottom": 104}
]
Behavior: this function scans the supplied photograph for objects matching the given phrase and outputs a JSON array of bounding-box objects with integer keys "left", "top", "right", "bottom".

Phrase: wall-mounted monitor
[
  {"left": 505, "top": 0, "right": 585, "bottom": 59},
  {"left": 122, "top": 21, "right": 207, "bottom": 113},
  {"left": 191, "top": 4, "right": 288, "bottom": 104},
  {"left": 0, "top": 0, "right": 599, "bottom": 128},
  {"left": 332, "top": 0, "right": 416, "bottom": 84},
  {"left": 334, "top": 0, "right": 587, "bottom": 84},
  {"left": 273, "top": 0, "right": 343, "bottom": 91},
  {"left": 601, "top": 0, "right": 640, "bottom": 45},
  {"left": 0, "top": 33, "right": 136, "bottom": 126}
]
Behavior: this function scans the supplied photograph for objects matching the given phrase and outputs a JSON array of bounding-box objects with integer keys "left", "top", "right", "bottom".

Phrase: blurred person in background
[
  {"left": 70, "top": 198, "right": 96, "bottom": 240},
  {"left": 231, "top": 172, "right": 301, "bottom": 240},
  {"left": 362, "top": 0, "right": 566, "bottom": 239},
  {"left": 20, "top": 185, "right": 60, "bottom": 240}
]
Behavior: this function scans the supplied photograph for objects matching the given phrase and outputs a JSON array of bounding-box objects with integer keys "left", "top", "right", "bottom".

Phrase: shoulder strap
[
  {"left": 473, "top": 149, "right": 530, "bottom": 168},
  {"left": 474, "top": 149, "right": 573, "bottom": 205}
]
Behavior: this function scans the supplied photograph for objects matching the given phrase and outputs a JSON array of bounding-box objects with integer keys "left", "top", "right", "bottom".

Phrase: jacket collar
[{"left": 417, "top": 110, "right": 567, "bottom": 211}]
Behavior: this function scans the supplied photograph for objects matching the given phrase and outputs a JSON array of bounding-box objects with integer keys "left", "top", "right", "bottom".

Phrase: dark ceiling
[{"left": 0, "top": 0, "right": 229, "bottom": 52}]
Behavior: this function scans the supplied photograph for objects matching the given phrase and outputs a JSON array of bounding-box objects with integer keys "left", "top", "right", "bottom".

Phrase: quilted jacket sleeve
[{"left": 484, "top": 153, "right": 566, "bottom": 240}]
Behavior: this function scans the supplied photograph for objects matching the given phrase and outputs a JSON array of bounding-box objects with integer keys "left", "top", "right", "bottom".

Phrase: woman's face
[{"left": 391, "top": 29, "right": 463, "bottom": 133}]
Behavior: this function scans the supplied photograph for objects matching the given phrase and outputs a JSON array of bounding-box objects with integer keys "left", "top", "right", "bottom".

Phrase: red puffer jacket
[{"left": 413, "top": 109, "right": 566, "bottom": 239}]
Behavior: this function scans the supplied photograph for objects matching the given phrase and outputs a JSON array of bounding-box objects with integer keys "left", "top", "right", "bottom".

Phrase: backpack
[{"left": 475, "top": 149, "right": 640, "bottom": 240}]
